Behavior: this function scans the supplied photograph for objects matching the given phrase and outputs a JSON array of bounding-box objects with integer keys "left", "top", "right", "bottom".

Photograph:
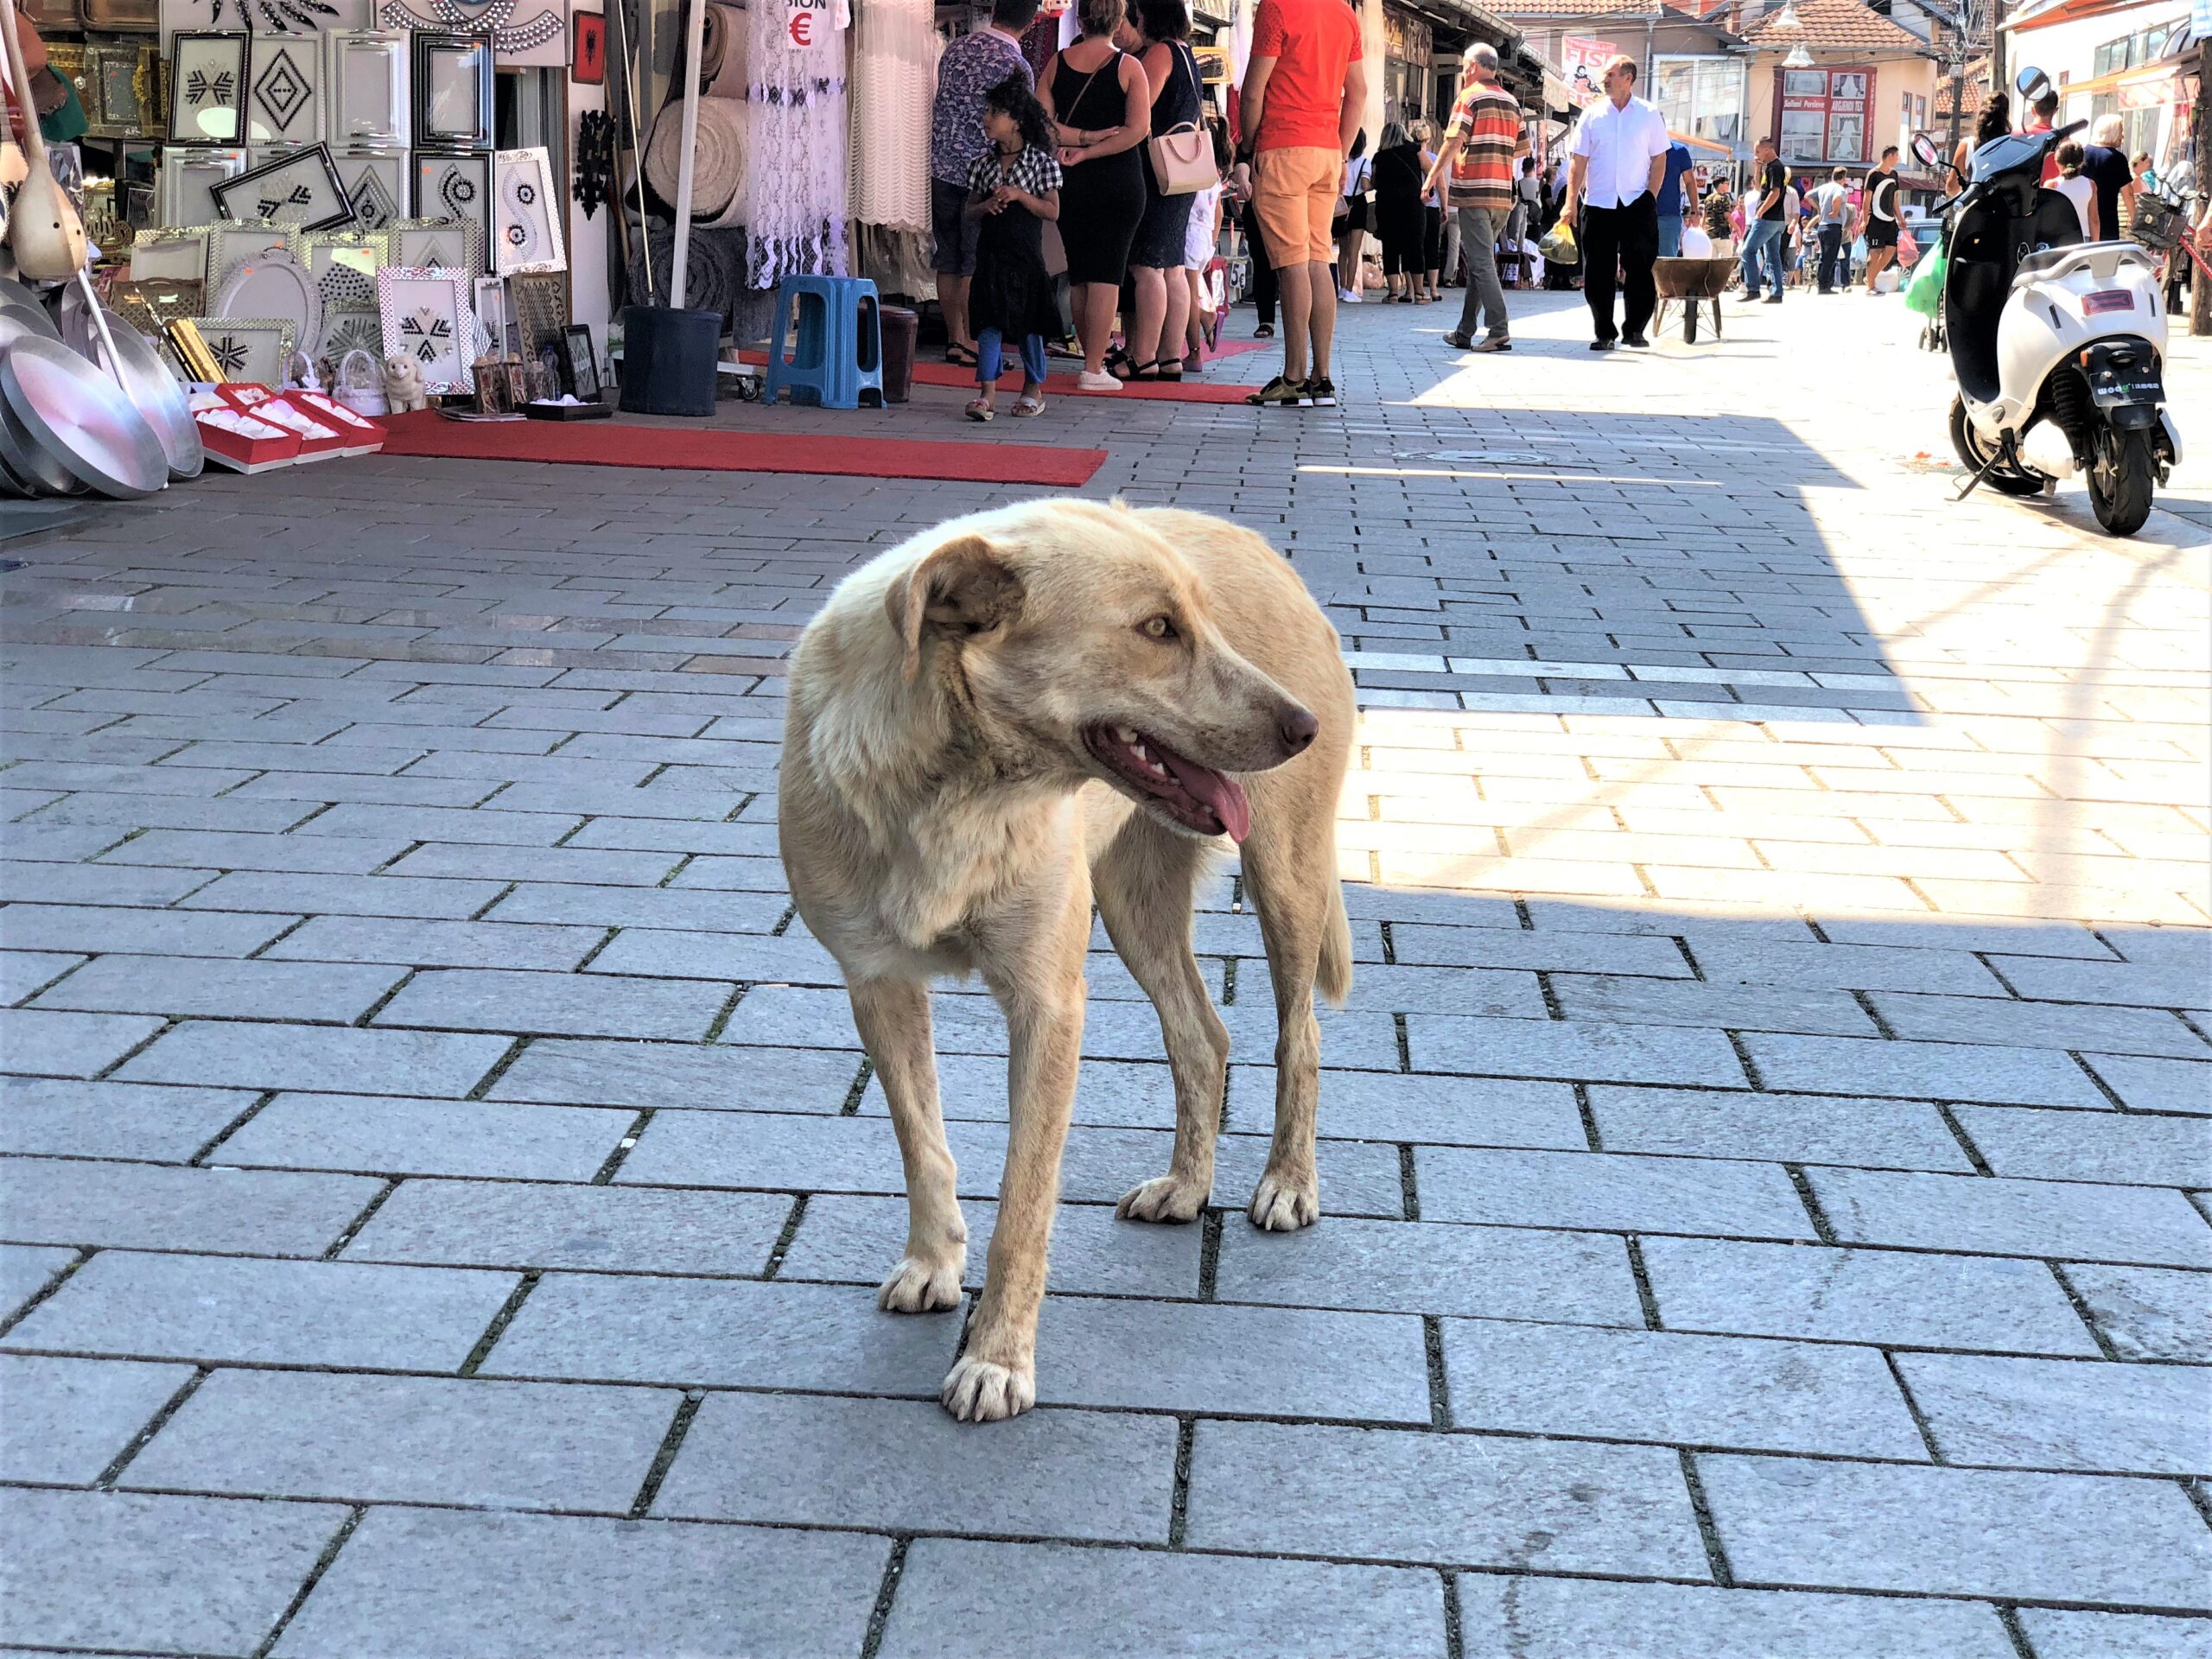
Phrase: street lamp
[{"left": 1783, "top": 41, "right": 1814, "bottom": 67}]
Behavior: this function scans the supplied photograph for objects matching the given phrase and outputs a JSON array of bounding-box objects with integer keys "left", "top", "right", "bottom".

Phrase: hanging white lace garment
[
  {"left": 747, "top": 0, "right": 849, "bottom": 287},
  {"left": 846, "top": 0, "right": 936, "bottom": 233}
]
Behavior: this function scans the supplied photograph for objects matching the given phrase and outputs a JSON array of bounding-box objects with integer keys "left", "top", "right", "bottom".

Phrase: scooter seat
[{"left": 2012, "top": 240, "right": 2158, "bottom": 289}]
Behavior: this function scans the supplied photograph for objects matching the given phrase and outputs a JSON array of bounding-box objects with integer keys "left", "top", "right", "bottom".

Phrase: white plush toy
[{"left": 383, "top": 353, "right": 428, "bottom": 413}]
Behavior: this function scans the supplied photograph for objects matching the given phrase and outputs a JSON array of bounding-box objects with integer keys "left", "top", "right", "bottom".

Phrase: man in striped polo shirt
[{"left": 1424, "top": 42, "right": 1529, "bottom": 353}]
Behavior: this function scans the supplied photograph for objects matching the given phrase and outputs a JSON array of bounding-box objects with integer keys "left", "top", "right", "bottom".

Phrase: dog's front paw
[
  {"left": 878, "top": 1254, "right": 965, "bottom": 1313},
  {"left": 940, "top": 1354, "right": 1036, "bottom": 1422},
  {"left": 1248, "top": 1168, "right": 1319, "bottom": 1231},
  {"left": 1116, "top": 1174, "right": 1208, "bottom": 1224}
]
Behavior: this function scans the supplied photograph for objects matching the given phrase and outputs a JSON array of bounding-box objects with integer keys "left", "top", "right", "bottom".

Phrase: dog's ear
[{"left": 887, "top": 535, "right": 1023, "bottom": 683}]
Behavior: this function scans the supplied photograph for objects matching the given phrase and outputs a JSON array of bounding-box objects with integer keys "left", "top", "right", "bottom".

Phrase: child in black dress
[{"left": 965, "top": 75, "right": 1063, "bottom": 421}]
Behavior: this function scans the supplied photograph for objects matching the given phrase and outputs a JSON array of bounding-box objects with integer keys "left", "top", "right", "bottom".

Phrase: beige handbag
[{"left": 1145, "top": 47, "right": 1214, "bottom": 197}]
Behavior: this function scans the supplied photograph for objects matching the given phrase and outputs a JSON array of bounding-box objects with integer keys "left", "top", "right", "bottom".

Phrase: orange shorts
[{"left": 1252, "top": 145, "right": 1342, "bottom": 267}]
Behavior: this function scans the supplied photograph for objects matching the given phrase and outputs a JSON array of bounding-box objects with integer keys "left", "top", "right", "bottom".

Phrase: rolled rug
[
  {"left": 644, "top": 96, "right": 748, "bottom": 223},
  {"left": 702, "top": 3, "right": 749, "bottom": 99}
]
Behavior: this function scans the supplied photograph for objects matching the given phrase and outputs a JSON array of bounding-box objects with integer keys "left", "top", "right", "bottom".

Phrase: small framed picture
[
  {"left": 378, "top": 264, "right": 476, "bottom": 394},
  {"left": 188, "top": 314, "right": 296, "bottom": 384},
  {"left": 570, "top": 10, "right": 605, "bottom": 84},
  {"left": 210, "top": 143, "right": 353, "bottom": 232},
  {"left": 493, "top": 146, "right": 564, "bottom": 276},
  {"left": 331, "top": 149, "right": 409, "bottom": 230},
  {"left": 168, "top": 32, "right": 249, "bottom": 145},
  {"left": 299, "top": 226, "right": 391, "bottom": 313},
  {"left": 156, "top": 146, "right": 245, "bottom": 226},
  {"left": 411, "top": 31, "right": 493, "bottom": 150},
  {"left": 130, "top": 225, "right": 213, "bottom": 283},
  {"left": 243, "top": 34, "right": 321, "bottom": 147},
  {"left": 387, "top": 214, "right": 483, "bottom": 278},
  {"left": 413, "top": 152, "right": 491, "bottom": 238},
  {"left": 326, "top": 30, "right": 410, "bottom": 149},
  {"left": 561, "top": 323, "right": 599, "bottom": 401}
]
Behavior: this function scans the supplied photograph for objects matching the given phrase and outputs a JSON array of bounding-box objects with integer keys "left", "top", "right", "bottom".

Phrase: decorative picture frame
[
  {"left": 162, "top": 0, "right": 374, "bottom": 49},
  {"left": 506, "top": 269, "right": 567, "bottom": 368},
  {"left": 325, "top": 30, "right": 410, "bottom": 149},
  {"left": 412, "top": 152, "right": 491, "bottom": 244},
  {"left": 561, "top": 324, "right": 600, "bottom": 401},
  {"left": 211, "top": 143, "right": 354, "bottom": 232},
  {"left": 410, "top": 32, "right": 493, "bottom": 150},
  {"left": 109, "top": 277, "right": 206, "bottom": 344},
  {"left": 570, "top": 10, "right": 604, "bottom": 83},
  {"left": 317, "top": 305, "right": 385, "bottom": 364},
  {"left": 168, "top": 32, "right": 249, "bottom": 146},
  {"left": 86, "top": 41, "right": 159, "bottom": 139},
  {"left": 156, "top": 149, "right": 245, "bottom": 226},
  {"left": 206, "top": 220, "right": 296, "bottom": 290},
  {"left": 300, "top": 226, "right": 391, "bottom": 314},
  {"left": 386, "top": 215, "right": 484, "bottom": 277},
  {"left": 377, "top": 265, "right": 475, "bottom": 393},
  {"left": 492, "top": 146, "right": 563, "bottom": 276},
  {"left": 244, "top": 35, "right": 321, "bottom": 147},
  {"left": 330, "top": 149, "right": 408, "bottom": 230},
  {"left": 130, "top": 225, "right": 213, "bottom": 282},
  {"left": 187, "top": 314, "right": 296, "bottom": 384}
]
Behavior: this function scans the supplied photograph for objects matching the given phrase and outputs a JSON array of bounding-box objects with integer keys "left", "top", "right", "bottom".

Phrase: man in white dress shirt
[{"left": 1563, "top": 55, "right": 1670, "bottom": 350}]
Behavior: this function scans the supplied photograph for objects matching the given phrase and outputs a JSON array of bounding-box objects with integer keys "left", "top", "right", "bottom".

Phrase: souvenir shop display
[
  {"left": 414, "top": 149, "right": 490, "bottom": 244},
  {"left": 376, "top": 264, "right": 474, "bottom": 391},
  {"left": 156, "top": 148, "right": 245, "bottom": 226},
  {"left": 187, "top": 314, "right": 296, "bottom": 381},
  {"left": 130, "top": 225, "right": 210, "bottom": 279},
  {"left": 206, "top": 219, "right": 293, "bottom": 287},
  {"left": 168, "top": 32, "right": 249, "bottom": 145},
  {"left": 107, "top": 276, "right": 203, "bottom": 340},
  {"left": 326, "top": 30, "right": 409, "bottom": 147},
  {"left": 380, "top": 0, "right": 565, "bottom": 66},
  {"left": 85, "top": 40, "right": 163, "bottom": 138},
  {"left": 492, "top": 145, "right": 562, "bottom": 274},
  {"left": 159, "top": 0, "right": 367, "bottom": 44},
  {"left": 300, "top": 226, "right": 389, "bottom": 311},
  {"left": 210, "top": 143, "right": 353, "bottom": 230},
  {"left": 386, "top": 214, "right": 480, "bottom": 275},
  {"left": 213, "top": 248, "right": 321, "bottom": 351},
  {"left": 332, "top": 149, "right": 409, "bottom": 229}
]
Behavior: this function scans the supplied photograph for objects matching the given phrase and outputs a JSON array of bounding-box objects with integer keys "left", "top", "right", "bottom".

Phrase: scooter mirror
[
  {"left": 2014, "top": 66, "right": 2052, "bottom": 105},
  {"left": 1910, "top": 131, "right": 1942, "bottom": 169}
]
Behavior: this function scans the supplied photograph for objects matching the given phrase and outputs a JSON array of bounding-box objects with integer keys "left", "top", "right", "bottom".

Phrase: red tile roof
[{"left": 1738, "top": 0, "right": 1931, "bottom": 55}]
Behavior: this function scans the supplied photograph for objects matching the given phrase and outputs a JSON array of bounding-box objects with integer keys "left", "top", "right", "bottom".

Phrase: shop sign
[
  {"left": 1560, "top": 36, "right": 1616, "bottom": 106},
  {"left": 787, "top": 0, "right": 849, "bottom": 48}
]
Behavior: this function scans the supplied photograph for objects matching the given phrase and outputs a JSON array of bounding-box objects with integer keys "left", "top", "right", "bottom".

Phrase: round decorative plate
[{"left": 214, "top": 251, "right": 321, "bottom": 363}]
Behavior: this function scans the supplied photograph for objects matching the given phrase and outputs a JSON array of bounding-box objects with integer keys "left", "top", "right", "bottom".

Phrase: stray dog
[{"left": 779, "top": 499, "right": 1353, "bottom": 1421}]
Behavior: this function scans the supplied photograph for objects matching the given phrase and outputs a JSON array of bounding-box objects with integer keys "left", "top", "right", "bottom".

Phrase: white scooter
[{"left": 1915, "top": 70, "right": 2181, "bottom": 537}]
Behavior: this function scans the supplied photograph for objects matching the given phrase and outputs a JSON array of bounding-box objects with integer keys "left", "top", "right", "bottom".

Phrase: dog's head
[{"left": 886, "top": 504, "right": 1316, "bottom": 842}]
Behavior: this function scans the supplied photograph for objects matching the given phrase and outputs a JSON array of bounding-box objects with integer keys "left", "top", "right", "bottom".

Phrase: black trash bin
[{"left": 619, "top": 304, "right": 721, "bottom": 416}]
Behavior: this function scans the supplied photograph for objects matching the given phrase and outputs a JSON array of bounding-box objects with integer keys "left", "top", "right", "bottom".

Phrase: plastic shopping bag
[
  {"left": 1904, "top": 237, "right": 1947, "bottom": 317},
  {"left": 1536, "top": 221, "right": 1578, "bottom": 264}
]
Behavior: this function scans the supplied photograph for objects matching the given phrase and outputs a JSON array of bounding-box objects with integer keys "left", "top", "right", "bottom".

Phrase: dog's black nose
[{"left": 1280, "top": 706, "right": 1319, "bottom": 753}]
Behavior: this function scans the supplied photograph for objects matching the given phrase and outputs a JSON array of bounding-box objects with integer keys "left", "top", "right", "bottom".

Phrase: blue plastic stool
[{"left": 762, "top": 275, "right": 884, "bottom": 409}]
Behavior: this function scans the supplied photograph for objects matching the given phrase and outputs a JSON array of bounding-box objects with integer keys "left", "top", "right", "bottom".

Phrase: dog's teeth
[
  {"left": 1115, "top": 726, "right": 1136, "bottom": 744},
  {"left": 1132, "top": 742, "right": 1150, "bottom": 760}
]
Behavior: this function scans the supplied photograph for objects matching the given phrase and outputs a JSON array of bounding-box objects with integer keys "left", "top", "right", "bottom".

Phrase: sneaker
[
  {"left": 1471, "top": 335, "right": 1512, "bottom": 353},
  {"left": 1244, "top": 374, "right": 1311, "bottom": 409},
  {"left": 1306, "top": 376, "right": 1338, "bottom": 407},
  {"left": 1441, "top": 331, "right": 1473, "bottom": 349},
  {"left": 1622, "top": 331, "right": 1649, "bottom": 348},
  {"left": 1075, "top": 370, "right": 1122, "bottom": 391},
  {"left": 1338, "top": 288, "right": 1363, "bottom": 303},
  {"left": 1763, "top": 294, "right": 1783, "bottom": 304}
]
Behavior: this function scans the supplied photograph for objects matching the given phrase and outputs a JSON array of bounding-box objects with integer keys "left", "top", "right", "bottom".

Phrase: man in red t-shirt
[{"left": 1238, "top": 0, "right": 1364, "bottom": 409}]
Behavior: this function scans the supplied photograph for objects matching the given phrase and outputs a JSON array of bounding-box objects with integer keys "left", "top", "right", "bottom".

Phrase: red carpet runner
[{"left": 377, "top": 410, "right": 1106, "bottom": 486}]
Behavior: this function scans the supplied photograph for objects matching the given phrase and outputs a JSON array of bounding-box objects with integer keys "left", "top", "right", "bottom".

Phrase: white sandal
[
  {"left": 965, "top": 397, "right": 995, "bottom": 422},
  {"left": 1011, "top": 394, "right": 1046, "bottom": 417}
]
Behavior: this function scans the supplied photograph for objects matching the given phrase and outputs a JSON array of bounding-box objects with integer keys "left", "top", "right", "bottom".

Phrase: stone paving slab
[{"left": 3, "top": 290, "right": 2209, "bottom": 1655}]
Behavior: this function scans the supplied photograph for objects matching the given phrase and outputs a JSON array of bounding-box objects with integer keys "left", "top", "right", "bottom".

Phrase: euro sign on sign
[{"left": 787, "top": 0, "right": 844, "bottom": 46}]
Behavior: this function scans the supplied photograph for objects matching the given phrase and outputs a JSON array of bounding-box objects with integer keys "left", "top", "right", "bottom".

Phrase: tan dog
[{"left": 779, "top": 499, "right": 1354, "bottom": 1421}]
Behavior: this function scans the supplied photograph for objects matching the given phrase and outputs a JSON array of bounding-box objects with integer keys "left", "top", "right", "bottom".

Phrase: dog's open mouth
[{"left": 1084, "top": 724, "right": 1251, "bottom": 842}]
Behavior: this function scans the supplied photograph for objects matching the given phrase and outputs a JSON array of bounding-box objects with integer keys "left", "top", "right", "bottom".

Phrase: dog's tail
[{"left": 1316, "top": 879, "right": 1353, "bottom": 1009}]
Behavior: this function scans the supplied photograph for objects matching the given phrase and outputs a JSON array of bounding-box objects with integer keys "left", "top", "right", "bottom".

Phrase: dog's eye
[{"left": 1141, "top": 615, "right": 1177, "bottom": 640}]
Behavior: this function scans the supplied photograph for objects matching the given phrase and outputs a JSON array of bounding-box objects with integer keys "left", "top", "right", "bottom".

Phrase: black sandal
[
  {"left": 945, "top": 343, "right": 977, "bottom": 366},
  {"left": 1254, "top": 323, "right": 1274, "bottom": 338}
]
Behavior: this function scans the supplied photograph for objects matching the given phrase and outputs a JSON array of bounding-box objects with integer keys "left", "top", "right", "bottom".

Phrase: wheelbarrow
[{"left": 1653, "top": 255, "right": 1736, "bottom": 343}]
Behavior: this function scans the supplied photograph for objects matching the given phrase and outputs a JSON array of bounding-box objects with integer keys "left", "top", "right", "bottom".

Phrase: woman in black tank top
[
  {"left": 1122, "top": 0, "right": 1201, "bottom": 379},
  {"left": 1041, "top": 0, "right": 1151, "bottom": 385}
]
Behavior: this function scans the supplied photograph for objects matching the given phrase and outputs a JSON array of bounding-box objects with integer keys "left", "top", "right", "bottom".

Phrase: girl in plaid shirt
[{"left": 965, "top": 75, "right": 1064, "bottom": 421}]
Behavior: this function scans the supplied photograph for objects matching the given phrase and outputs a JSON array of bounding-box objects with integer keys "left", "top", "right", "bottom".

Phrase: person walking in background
[
  {"left": 928, "top": 0, "right": 1040, "bottom": 368},
  {"left": 1856, "top": 144, "right": 1900, "bottom": 295},
  {"left": 1418, "top": 121, "right": 1447, "bottom": 301},
  {"left": 1738, "top": 135, "right": 1787, "bottom": 302},
  {"left": 1372, "top": 120, "right": 1427, "bottom": 302},
  {"left": 1041, "top": 0, "right": 1152, "bottom": 390},
  {"left": 1564, "top": 54, "right": 1669, "bottom": 350},
  {"left": 2082, "top": 115, "right": 2137, "bottom": 242},
  {"left": 2053, "top": 140, "right": 2097, "bottom": 238},
  {"left": 1955, "top": 92, "right": 2008, "bottom": 175},
  {"left": 963, "top": 74, "right": 1064, "bottom": 421},
  {"left": 1503, "top": 155, "right": 1539, "bottom": 284},
  {"left": 1812, "top": 167, "right": 1849, "bottom": 293},
  {"left": 1122, "top": 0, "right": 1204, "bottom": 380},
  {"left": 1426, "top": 41, "right": 1526, "bottom": 352},
  {"left": 1237, "top": 0, "right": 1364, "bottom": 409},
  {"left": 1179, "top": 115, "right": 1230, "bottom": 370},
  {"left": 1654, "top": 135, "right": 1694, "bottom": 257},
  {"left": 1700, "top": 169, "right": 1734, "bottom": 256},
  {"left": 1334, "top": 130, "right": 1372, "bottom": 302}
]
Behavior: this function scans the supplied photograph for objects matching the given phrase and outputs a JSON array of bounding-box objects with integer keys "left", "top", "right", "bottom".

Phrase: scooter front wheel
[
  {"left": 1948, "top": 395, "right": 2044, "bottom": 497},
  {"left": 2088, "top": 426, "right": 2155, "bottom": 537}
]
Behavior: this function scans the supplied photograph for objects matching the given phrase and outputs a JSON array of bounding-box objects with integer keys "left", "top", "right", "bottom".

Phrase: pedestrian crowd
[{"left": 924, "top": 0, "right": 2196, "bottom": 417}]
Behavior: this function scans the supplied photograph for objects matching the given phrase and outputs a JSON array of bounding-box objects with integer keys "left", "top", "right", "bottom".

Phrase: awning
[
  {"left": 2060, "top": 56, "right": 2196, "bottom": 105},
  {"left": 1670, "top": 127, "right": 1733, "bottom": 154}
]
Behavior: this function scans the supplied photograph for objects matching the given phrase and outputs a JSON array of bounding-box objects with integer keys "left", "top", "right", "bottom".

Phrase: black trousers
[
  {"left": 1250, "top": 230, "right": 1277, "bottom": 327},
  {"left": 1580, "top": 193, "right": 1659, "bottom": 342}
]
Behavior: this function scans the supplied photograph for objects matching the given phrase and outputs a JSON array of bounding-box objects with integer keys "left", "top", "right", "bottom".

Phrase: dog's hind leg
[
  {"left": 1239, "top": 812, "right": 1332, "bottom": 1232},
  {"left": 1095, "top": 817, "right": 1229, "bottom": 1225},
  {"left": 847, "top": 977, "right": 967, "bottom": 1313}
]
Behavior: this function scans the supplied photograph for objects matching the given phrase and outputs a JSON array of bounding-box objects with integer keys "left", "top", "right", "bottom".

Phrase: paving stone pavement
[{"left": 2, "top": 289, "right": 2209, "bottom": 1657}]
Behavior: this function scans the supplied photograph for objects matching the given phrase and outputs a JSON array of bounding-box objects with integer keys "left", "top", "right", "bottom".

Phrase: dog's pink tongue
[{"left": 1163, "top": 754, "right": 1251, "bottom": 842}]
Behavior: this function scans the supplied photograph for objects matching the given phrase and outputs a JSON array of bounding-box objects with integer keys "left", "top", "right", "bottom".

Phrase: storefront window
[
  {"left": 1654, "top": 55, "right": 1744, "bottom": 148},
  {"left": 1777, "top": 66, "right": 1873, "bottom": 163}
]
